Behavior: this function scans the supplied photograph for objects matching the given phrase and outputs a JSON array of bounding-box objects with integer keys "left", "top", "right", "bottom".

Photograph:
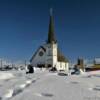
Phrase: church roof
[
  {"left": 57, "top": 49, "right": 69, "bottom": 62},
  {"left": 47, "top": 8, "right": 57, "bottom": 44}
]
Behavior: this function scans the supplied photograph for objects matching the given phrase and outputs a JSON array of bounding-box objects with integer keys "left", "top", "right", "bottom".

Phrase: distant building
[
  {"left": 30, "top": 9, "right": 69, "bottom": 72},
  {"left": 81, "top": 58, "right": 100, "bottom": 71},
  {"left": 75, "top": 58, "right": 85, "bottom": 71},
  {"left": 93, "top": 58, "right": 100, "bottom": 70},
  {"left": 0, "top": 59, "right": 13, "bottom": 70}
]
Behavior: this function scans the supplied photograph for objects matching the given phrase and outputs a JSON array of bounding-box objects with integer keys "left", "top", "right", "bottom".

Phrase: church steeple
[{"left": 47, "top": 8, "right": 57, "bottom": 44}]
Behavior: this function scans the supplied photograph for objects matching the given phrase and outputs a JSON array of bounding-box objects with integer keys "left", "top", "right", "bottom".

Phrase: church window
[{"left": 39, "top": 51, "right": 44, "bottom": 56}]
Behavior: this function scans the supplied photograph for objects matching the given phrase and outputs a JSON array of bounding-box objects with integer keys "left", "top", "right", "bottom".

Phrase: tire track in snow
[
  {"left": 2, "top": 72, "right": 47, "bottom": 99},
  {"left": 3, "top": 79, "right": 36, "bottom": 99}
]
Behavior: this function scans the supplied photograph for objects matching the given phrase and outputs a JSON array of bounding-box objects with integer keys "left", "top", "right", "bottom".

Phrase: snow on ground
[
  {"left": 0, "top": 70, "right": 100, "bottom": 100},
  {"left": 0, "top": 72, "right": 14, "bottom": 80}
]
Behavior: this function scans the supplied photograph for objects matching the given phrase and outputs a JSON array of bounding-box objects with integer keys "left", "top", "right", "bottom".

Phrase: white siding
[
  {"left": 57, "top": 62, "right": 69, "bottom": 73},
  {"left": 31, "top": 48, "right": 46, "bottom": 66},
  {"left": 45, "top": 43, "right": 57, "bottom": 67}
]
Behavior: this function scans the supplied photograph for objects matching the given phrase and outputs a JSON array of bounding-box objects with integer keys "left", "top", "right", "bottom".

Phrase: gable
[{"left": 30, "top": 46, "right": 46, "bottom": 62}]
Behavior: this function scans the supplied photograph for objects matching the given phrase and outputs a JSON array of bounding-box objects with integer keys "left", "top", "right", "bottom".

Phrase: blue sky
[{"left": 0, "top": 0, "right": 100, "bottom": 62}]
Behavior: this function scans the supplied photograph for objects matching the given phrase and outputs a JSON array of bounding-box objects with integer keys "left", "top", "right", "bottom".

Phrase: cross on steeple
[
  {"left": 50, "top": 8, "right": 53, "bottom": 16},
  {"left": 47, "top": 8, "right": 57, "bottom": 44}
]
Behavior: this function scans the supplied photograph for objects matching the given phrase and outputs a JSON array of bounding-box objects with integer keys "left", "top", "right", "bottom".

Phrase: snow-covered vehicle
[
  {"left": 58, "top": 70, "right": 68, "bottom": 76},
  {"left": 49, "top": 67, "right": 57, "bottom": 72}
]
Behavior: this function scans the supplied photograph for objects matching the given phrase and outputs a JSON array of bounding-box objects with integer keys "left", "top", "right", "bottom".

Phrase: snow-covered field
[{"left": 0, "top": 70, "right": 100, "bottom": 100}]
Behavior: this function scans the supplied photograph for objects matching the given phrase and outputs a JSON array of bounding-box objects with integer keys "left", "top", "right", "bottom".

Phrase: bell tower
[{"left": 46, "top": 8, "right": 57, "bottom": 68}]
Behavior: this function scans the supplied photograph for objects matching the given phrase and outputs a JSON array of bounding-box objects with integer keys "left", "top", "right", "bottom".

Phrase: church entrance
[
  {"left": 47, "top": 64, "right": 52, "bottom": 68},
  {"left": 37, "top": 64, "right": 45, "bottom": 68}
]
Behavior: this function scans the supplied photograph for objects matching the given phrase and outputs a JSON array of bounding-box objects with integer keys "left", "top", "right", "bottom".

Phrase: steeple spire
[{"left": 47, "top": 8, "right": 57, "bottom": 44}]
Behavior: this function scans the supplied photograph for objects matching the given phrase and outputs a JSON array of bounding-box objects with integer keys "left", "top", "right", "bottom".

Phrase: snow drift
[{"left": 0, "top": 72, "right": 14, "bottom": 80}]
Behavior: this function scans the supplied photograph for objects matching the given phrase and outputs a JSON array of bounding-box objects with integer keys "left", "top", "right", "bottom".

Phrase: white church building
[{"left": 30, "top": 10, "right": 69, "bottom": 72}]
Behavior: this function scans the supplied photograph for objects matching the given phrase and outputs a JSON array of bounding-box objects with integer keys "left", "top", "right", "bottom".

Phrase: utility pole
[
  {"left": 0, "top": 59, "right": 2, "bottom": 69},
  {"left": 25, "top": 60, "right": 27, "bottom": 67}
]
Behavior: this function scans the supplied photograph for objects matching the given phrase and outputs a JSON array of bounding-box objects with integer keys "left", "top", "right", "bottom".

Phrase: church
[{"left": 30, "top": 9, "right": 69, "bottom": 72}]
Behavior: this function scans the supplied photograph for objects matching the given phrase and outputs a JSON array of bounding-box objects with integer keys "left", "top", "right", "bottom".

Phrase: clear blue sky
[{"left": 0, "top": 0, "right": 100, "bottom": 62}]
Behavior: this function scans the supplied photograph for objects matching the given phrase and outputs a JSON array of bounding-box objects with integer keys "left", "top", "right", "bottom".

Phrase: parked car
[
  {"left": 58, "top": 71, "right": 68, "bottom": 76},
  {"left": 49, "top": 67, "right": 57, "bottom": 72}
]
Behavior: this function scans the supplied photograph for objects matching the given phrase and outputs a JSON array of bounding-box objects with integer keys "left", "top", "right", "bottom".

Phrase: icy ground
[{"left": 0, "top": 70, "right": 100, "bottom": 100}]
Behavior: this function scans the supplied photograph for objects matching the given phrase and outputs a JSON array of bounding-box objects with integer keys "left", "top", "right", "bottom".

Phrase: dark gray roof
[
  {"left": 47, "top": 10, "right": 57, "bottom": 44},
  {"left": 57, "top": 49, "right": 69, "bottom": 62}
]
